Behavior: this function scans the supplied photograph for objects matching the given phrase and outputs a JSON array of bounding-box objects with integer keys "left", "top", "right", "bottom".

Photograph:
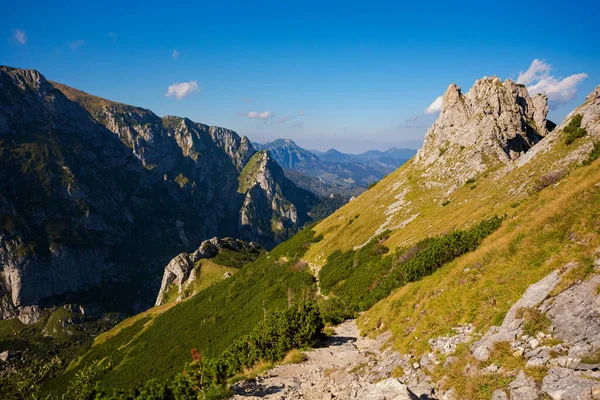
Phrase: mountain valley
[{"left": 1, "top": 68, "right": 600, "bottom": 400}]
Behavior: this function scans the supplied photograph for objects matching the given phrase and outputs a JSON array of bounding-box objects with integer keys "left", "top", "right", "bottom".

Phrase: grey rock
[
  {"left": 359, "top": 378, "right": 419, "bottom": 400},
  {"left": 155, "top": 237, "right": 263, "bottom": 306},
  {"left": 492, "top": 389, "right": 509, "bottom": 400},
  {"left": 472, "top": 270, "right": 562, "bottom": 361},
  {"left": 517, "top": 84, "right": 600, "bottom": 170},
  {"left": 540, "top": 274, "right": 600, "bottom": 358},
  {"left": 508, "top": 370, "right": 540, "bottom": 400},
  {"left": 542, "top": 367, "right": 600, "bottom": 400},
  {"left": 415, "top": 77, "right": 549, "bottom": 188},
  {"left": 529, "top": 339, "right": 540, "bottom": 349}
]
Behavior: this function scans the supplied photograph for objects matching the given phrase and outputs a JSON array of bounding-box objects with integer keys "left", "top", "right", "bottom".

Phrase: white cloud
[
  {"left": 292, "top": 121, "right": 305, "bottom": 128},
  {"left": 164, "top": 81, "right": 199, "bottom": 99},
  {"left": 172, "top": 49, "right": 179, "bottom": 59},
  {"left": 424, "top": 95, "right": 443, "bottom": 114},
  {"left": 70, "top": 40, "right": 84, "bottom": 51},
  {"left": 528, "top": 73, "right": 588, "bottom": 105},
  {"left": 517, "top": 59, "right": 551, "bottom": 85},
  {"left": 298, "top": 110, "right": 305, "bottom": 116},
  {"left": 248, "top": 111, "right": 273, "bottom": 119},
  {"left": 12, "top": 29, "right": 27, "bottom": 45},
  {"left": 519, "top": 59, "right": 588, "bottom": 106}
]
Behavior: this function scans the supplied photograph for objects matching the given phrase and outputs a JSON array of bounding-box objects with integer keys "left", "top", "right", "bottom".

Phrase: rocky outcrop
[
  {"left": 415, "top": 76, "right": 551, "bottom": 187},
  {"left": 462, "top": 262, "right": 600, "bottom": 399},
  {"left": 471, "top": 269, "right": 563, "bottom": 361},
  {"left": 517, "top": 84, "right": 600, "bottom": 169},
  {"left": 239, "top": 151, "right": 319, "bottom": 248},
  {"left": 155, "top": 237, "right": 263, "bottom": 306}
]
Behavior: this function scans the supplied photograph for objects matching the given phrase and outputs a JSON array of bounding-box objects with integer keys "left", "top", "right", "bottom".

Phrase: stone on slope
[
  {"left": 471, "top": 269, "right": 562, "bottom": 361},
  {"left": 359, "top": 378, "right": 420, "bottom": 400},
  {"left": 508, "top": 370, "right": 540, "bottom": 400}
]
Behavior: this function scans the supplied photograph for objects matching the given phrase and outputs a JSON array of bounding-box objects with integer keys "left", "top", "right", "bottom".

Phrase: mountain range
[
  {"left": 1, "top": 68, "right": 600, "bottom": 400},
  {"left": 0, "top": 67, "right": 323, "bottom": 321},
  {"left": 253, "top": 139, "right": 415, "bottom": 197}
]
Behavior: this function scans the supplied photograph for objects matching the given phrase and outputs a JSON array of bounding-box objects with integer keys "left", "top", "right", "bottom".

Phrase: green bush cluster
[
  {"left": 211, "top": 247, "right": 263, "bottom": 268},
  {"left": 29, "top": 303, "right": 323, "bottom": 400},
  {"left": 319, "top": 216, "right": 503, "bottom": 323},
  {"left": 564, "top": 114, "right": 587, "bottom": 145},
  {"left": 183, "top": 302, "right": 323, "bottom": 390},
  {"left": 38, "top": 226, "right": 322, "bottom": 396}
]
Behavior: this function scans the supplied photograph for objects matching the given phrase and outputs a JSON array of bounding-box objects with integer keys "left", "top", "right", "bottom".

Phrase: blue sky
[{"left": 1, "top": 1, "right": 599, "bottom": 153}]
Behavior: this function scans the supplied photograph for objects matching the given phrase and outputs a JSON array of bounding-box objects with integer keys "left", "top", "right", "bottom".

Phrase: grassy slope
[
  {"left": 360, "top": 155, "right": 600, "bottom": 356},
  {"left": 238, "top": 151, "right": 264, "bottom": 193},
  {"left": 51, "top": 227, "right": 320, "bottom": 393},
  {"left": 304, "top": 127, "right": 594, "bottom": 263},
  {"left": 289, "top": 110, "right": 599, "bottom": 389}
]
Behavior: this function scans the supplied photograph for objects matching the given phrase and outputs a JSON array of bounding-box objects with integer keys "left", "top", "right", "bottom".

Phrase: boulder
[{"left": 359, "top": 378, "right": 420, "bottom": 400}]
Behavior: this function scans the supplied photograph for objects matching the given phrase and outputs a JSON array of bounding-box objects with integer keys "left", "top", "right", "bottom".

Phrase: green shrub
[
  {"left": 319, "top": 216, "right": 503, "bottom": 322},
  {"left": 564, "top": 114, "right": 587, "bottom": 145},
  {"left": 368, "top": 181, "right": 378, "bottom": 189}
]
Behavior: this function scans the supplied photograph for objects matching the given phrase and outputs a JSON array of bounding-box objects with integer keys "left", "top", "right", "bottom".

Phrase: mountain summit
[{"left": 416, "top": 76, "right": 553, "bottom": 187}]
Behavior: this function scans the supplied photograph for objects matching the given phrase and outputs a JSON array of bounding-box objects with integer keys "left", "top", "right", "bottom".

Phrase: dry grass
[
  {"left": 282, "top": 349, "right": 308, "bottom": 364},
  {"left": 357, "top": 153, "right": 600, "bottom": 359},
  {"left": 229, "top": 360, "right": 274, "bottom": 383}
]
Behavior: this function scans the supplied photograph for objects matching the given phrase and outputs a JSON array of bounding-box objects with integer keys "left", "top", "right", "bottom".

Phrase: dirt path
[{"left": 230, "top": 320, "right": 435, "bottom": 399}]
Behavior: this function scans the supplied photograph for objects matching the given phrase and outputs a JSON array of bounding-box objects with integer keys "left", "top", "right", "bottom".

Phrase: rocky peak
[
  {"left": 209, "top": 126, "right": 255, "bottom": 171},
  {"left": 415, "top": 76, "right": 551, "bottom": 186},
  {"left": 238, "top": 151, "right": 319, "bottom": 247}
]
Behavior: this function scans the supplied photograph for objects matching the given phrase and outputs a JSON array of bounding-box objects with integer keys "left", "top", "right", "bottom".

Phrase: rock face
[
  {"left": 471, "top": 269, "right": 562, "bottom": 361},
  {"left": 0, "top": 66, "right": 319, "bottom": 321},
  {"left": 465, "top": 263, "right": 600, "bottom": 399},
  {"left": 155, "top": 237, "right": 263, "bottom": 306},
  {"left": 238, "top": 151, "right": 319, "bottom": 248},
  {"left": 415, "top": 76, "right": 551, "bottom": 187},
  {"left": 517, "top": 84, "right": 600, "bottom": 170}
]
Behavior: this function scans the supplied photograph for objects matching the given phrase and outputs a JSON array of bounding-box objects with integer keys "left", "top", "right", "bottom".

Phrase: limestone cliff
[
  {"left": 0, "top": 67, "right": 321, "bottom": 322},
  {"left": 238, "top": 151, "right": 320, "bottom": 248},
  {"left": 154, "top": 237, "right": 263, "bottom": 306},
  {"left": 415, "top": 76, "right": 552, "bottom": 188}
]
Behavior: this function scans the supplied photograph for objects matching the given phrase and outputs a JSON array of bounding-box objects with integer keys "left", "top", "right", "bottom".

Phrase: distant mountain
[
  {"left": 319, "top": 148, "right": 354, "bottom": 164},
  {"left": 320, "top": 146, "right": 417, "bottom": 166},
  {"left": 252, "top": 139, "right": 416, "bottom": 196}
]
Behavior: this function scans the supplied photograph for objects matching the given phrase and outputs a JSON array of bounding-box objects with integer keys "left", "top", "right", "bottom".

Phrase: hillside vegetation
[{"left": 39, "top": 226, "right": 323, "bottom": 395}]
